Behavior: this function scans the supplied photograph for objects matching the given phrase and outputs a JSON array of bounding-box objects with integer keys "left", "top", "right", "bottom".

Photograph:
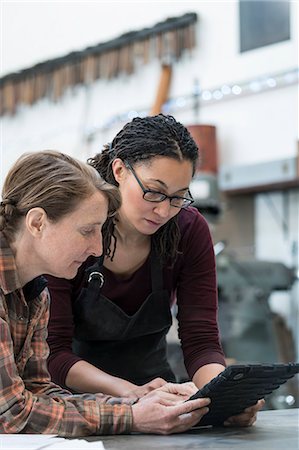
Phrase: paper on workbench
[{"left": 0, "top": 434, "right": 105, "bottom": 450}]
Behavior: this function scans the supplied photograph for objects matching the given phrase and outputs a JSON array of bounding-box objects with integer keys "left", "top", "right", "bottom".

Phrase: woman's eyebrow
[
  {"left": 148, "top": 178, "right": 189, "bottom": 193},
  {"left": 80, "top": 222, "right": 104, "bottom": 227},
  {"left": 148, "top": 178, "right": 168, "bottom": 188}
]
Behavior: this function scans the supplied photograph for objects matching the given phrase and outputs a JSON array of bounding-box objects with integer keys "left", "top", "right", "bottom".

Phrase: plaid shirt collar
[
  {"left": 0, "top": 232, "right": 47, "bottom": 298},
  {"left": 0, "top": 232, "right": 23, "bottom": 294}
]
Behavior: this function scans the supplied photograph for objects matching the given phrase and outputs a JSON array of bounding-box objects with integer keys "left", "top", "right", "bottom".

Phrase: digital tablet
[{"left": 188, "top": 363, "right": 299, "bottom": 426}]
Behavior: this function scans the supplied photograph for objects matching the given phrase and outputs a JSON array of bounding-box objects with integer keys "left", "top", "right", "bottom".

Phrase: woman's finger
[
  {"left": 224, "top": 411, "right": 258, "bottom": 427},
  {"left": 157, "top": 381, "right": 198, "bottom": 397}
]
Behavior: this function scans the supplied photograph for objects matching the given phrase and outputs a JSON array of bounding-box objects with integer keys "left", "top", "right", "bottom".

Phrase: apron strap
[
  {"left": 85, "top": 248, "right": 164, "bottom": 294},
  {"left": 150, "top": 248, "right": 164, "bottom": 293}
]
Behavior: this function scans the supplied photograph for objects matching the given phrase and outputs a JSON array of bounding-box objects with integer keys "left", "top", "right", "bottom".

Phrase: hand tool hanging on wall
[{"left": 0, "top": 12, "right": 197, "bottom": 116}]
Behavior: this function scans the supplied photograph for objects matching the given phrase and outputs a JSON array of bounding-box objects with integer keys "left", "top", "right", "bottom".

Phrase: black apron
[{"left": 72, "top": 252, "right": 175, "bottom": 385}]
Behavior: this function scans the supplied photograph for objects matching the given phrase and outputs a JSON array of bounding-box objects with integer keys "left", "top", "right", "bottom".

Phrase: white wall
[{"left": 1, "top": 1, "right": 297, "bottom": 168}]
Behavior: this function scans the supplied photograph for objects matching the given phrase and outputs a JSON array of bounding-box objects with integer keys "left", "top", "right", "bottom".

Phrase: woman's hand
[
  {"left": 132, "top": 382, "right": 210, "bottom": 434},
  {"left": 123, "top": 377, "right": 167, "bottom": 399},
  {"left": 129, "top": 380, "right": 198, "bottom": 403},
  {"left": 144, "top": 381, "right": 199, "bottom": 402},
  {"left": 223, "top": 399, "right": 265, "bottom": 427}
]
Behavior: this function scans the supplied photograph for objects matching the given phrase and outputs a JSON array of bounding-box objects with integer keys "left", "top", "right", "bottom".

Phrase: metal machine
[
  {"left": 216, "top": 249, "right": 295, "bottom": 363},
  {"left": 216, "top": 248, "right": 298, "bottom": 408}
]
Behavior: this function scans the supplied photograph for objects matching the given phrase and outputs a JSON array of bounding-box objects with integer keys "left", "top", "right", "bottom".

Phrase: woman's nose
[
  {"left": 89, "top": 234, "right": 103, "bottom": 257},
  {"left": 153, "top": 199, "right": 172, "bottom": 218}
]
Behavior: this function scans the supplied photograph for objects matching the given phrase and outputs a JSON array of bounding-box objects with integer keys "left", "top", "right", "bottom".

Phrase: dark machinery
[
  {"left": 216, "top": 248, "right": 298, "bottom": 409},
  {"left": 216, "top": 249, "right": 295, "bottom": 363}
]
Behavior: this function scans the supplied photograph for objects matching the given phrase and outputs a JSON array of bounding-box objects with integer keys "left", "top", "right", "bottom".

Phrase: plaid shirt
[{"left": 0, "top": 232, "right": 133, "bottom": 436}]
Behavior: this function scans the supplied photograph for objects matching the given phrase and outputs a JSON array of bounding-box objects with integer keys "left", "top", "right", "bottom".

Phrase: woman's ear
[
  {"left": 25, "top": 207, "right": 47, "bottom": 237},
  {"left": 111, "top": 158, "right": 127, "bottom": 184}
]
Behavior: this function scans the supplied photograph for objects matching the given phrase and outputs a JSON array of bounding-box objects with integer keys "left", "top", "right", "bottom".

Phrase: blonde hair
[{"left": 0, "top": 150, "right": 121, "bottom": 242}]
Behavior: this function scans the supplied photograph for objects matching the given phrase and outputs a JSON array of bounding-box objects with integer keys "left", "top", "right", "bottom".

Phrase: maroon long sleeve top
[{"left": 46, "top": 207, "right": 225, "bottom": 387}]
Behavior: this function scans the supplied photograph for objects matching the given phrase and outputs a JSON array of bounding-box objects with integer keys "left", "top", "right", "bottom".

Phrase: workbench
[
  {"left": 1, "top": 408, "right": 298, "bottom": 449},
  {"left": 94, "top": 408, "right": 299, "bottom": 450}
]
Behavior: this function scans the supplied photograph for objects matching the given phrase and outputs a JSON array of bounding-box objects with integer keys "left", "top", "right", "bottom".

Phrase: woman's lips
[{"left": 145, "top": 218, "right": 163, "bottom": 227}]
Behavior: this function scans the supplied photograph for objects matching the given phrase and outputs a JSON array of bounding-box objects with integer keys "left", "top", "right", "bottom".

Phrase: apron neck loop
[{"left": 86, "top": 255, "right": 105, "bottom": 288}]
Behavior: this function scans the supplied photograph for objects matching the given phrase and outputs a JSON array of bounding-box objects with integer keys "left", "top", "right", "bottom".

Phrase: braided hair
[{"left": 88, "top": 114, "right": 199, "bottom": 265}]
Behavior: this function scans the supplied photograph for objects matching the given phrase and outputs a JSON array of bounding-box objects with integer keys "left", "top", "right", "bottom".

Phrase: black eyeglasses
[{"left": 125, "top": 161, "right": 194, "bottom": 209}]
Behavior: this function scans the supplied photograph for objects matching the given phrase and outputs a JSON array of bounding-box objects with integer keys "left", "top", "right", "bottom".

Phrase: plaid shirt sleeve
[{"left": 0, "top": 289, "right": 134, "bottom": 436}]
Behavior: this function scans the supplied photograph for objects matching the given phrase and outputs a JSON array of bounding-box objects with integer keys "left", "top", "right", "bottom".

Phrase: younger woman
[{"left": 47, "top": 116, "right": 263, "bottom": 427}]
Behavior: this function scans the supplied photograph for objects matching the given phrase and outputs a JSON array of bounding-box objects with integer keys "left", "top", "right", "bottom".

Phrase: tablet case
[{"left": 189, "top": 363, "right": 299, "bottom": 426}]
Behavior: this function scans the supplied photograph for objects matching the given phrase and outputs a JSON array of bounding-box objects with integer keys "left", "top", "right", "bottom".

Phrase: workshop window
[{"left": 239, "top": 0, "right": 291, "bottom": 53}]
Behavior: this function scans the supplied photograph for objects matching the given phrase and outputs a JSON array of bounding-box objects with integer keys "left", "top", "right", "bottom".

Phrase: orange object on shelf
[{"left": 187, "top": 124, "right": 218, "bottom": 174}]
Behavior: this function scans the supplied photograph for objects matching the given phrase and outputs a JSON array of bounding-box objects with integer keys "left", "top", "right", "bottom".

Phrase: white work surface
[{"left": 0, "top": 434, "right": 104, "bottom": 449}]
